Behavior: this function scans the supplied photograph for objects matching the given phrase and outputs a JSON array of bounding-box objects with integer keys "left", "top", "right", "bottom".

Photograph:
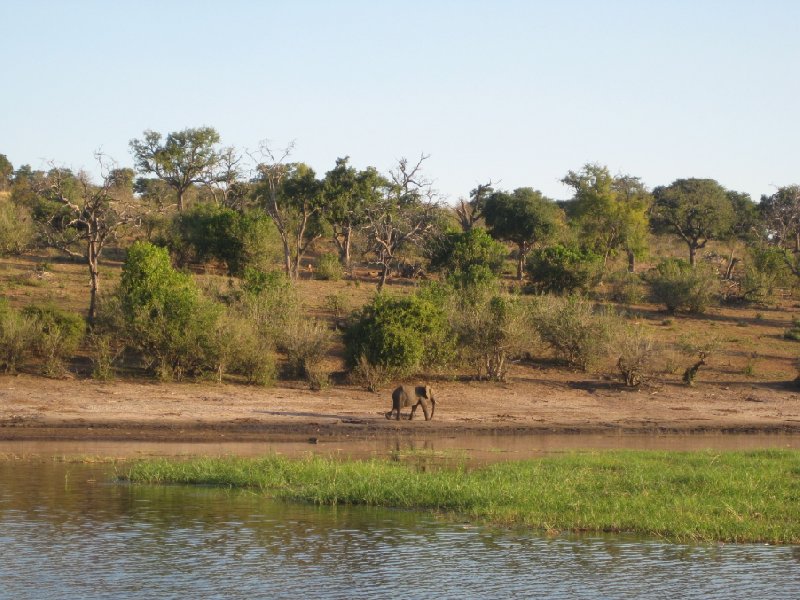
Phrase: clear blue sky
[{"left": 1, "top": 0, "right": 798, "bottom": 202}]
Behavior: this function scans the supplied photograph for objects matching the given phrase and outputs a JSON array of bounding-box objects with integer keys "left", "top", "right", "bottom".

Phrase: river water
[{"left": 1, "top": 439, "right": 800, "bottom": 599}]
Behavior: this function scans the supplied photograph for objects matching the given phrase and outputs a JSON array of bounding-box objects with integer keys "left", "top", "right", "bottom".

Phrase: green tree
[
  {"left": 483, "top": 187, "right": 562, "bottom": 280},
  {"left": 130, "top": 127, "right": 222, "bottom": 212},
  {"left": 651, "top": 178, "right": 734, "bottom": 266},
  {"left": 322, "top": 157, "right": 384, "bottom": 268},
  {"left": 254, "top": 157, "right": 326, "bottom": 279},
  {"left": 0, "top": 154, "right": 13, "bottom": 191},
  {"left": 562, "top": 164, "right": 650, "bottom": 272},
  {"left": 721, "top": 190, "right": 762, "bottom": 279}
]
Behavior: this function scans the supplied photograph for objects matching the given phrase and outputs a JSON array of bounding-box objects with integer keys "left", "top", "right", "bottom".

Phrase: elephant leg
[
  {"left": 429, "top": 400, "right": 435, "bottom": 420},
  {"left": 409, "top": 402, "right": 418, "bottom": 420},
  {"left": 420, "top": 400, "right": 430, "bottom": 421}
]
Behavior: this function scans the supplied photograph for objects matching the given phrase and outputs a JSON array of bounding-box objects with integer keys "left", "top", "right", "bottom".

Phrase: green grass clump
[{"left": 124, "top": 450, "right": 800, "bottom": 544}]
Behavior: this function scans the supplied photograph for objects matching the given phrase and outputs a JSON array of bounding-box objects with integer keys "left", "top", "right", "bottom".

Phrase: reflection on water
[
  {"left": 2, "top": 432, "right": 800, "bottom": 463},
  {"left": 0, "top": 461, "right": 798, "bottom": 599}
]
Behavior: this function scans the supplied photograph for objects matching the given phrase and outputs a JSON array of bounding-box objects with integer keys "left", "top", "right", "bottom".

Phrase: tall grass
[{"left": 124, "top": 449, "right": 800, "bottom": 544}]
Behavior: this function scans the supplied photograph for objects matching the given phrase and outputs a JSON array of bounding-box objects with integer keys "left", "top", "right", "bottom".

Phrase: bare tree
[
  {"left": 455, "top": 181, "right": 494, "bottom": 232},
  {"left": 205, "top": 146, "right": 249, "bottom": 210},
  {"left": 365, "top": 155, "right": 440, "bottom": 290},
  {"left": 46, "top": 154, "right": 143, "bottom": 324}
]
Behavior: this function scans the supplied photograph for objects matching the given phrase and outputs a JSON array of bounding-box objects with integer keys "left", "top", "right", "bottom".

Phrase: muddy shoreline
[
  {"left": 3, "top": 417, "right": 800, "bottom": 444},
  {"left": 2, "top": 374, "right": 800, "bottom": 443}
]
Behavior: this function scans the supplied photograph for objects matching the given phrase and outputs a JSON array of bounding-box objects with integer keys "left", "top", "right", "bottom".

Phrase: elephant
[{"left": 385, "top": 385, "right": 436, "bottom": 421}]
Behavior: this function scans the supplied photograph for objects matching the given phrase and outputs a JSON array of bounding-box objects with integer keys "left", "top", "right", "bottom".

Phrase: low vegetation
[{"left": 123, "top": 450, "right": 800, "bottom": 544}]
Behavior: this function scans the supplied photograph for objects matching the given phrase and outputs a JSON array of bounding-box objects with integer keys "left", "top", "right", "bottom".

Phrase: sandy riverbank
[{"left": 1, "top": 373, "right": 799, "bottom": 443}]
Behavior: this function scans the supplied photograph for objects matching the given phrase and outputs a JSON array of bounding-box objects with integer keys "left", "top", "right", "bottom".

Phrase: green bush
[
  {"left": 606, "top": 270, "right": 645, "bottom": 305},
  {"left": 0, "top": 300, "right": 40, "bottom": 373},
  {"left": 739, "top": 246, "right": 791, "bottom": 304},
  {"left": 452, "top": 290, "right": 531, "bottom": 381},
  {"left": 323, "top": 292, "right": 350, "bottom": 321},
  {"left": 648, "top": 259, "right": 718, "bottom": 313},
  {"left": 88, "top": 333, "right": 122, "bottom": 381},
  {"left": 615, "top": 325, "right": 658, "bottom": 386},
  {"left": 21, "top": 304, "right": 85, "bottom": 377},
  {"left": 280, "top": 319, "right": 332, "bottom": 389},
  {"left": 164, "top": 205, "right": 281, "bottom": 275},
  {"left": 428, "top": 228, "right": 507, "bottom": 288},
  {"left": 315, "top": 253, "right": 344, "bottom": 281},
  {"left": 213, "top": 314, "right": 275, "bottom": 386},
  {"left": 529, "top": 294, "right": 615, "bottom": 371},
  {"left": 344, "top": 292, "right": 454, "bottom": 376},
  {"left": 0, "top": 200, "right": 35, "bottom": 255},
  {"left": 118, "top": 241, "right": 222, "bottom": 380},
  {"left": 526, "top": 245, "right": 602, "bottom": 294},
  {"left": 239, "top": 268, "right": 299, "bottom": 341}
]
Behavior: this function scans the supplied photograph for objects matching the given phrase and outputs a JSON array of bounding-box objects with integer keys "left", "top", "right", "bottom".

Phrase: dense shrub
[
  {"left": 0, "top": 200, "right": 35, "bottom": 255},
  {"left": 526, "top": 245, "right": 602, "bottom": 294},
  {"left": 88, "top": 333, "right": 122, "bottom": 381},
  {"left": 428, "top": 228, "right": 507, "bottom": 288},
  {"left": 280, "top": 319, "right": 332, "bottom": 389},
  {"left": 315, "top": 253, "right": 344, "bottom": 281},
  {"left": 738, "top": 246, "right": 792, "bottom": 304},
  {"left": 648, "top": 259, "right": 718, "bottom": 313},
  {"left": 345, "top": 292, "right": 454, "bottom": 377},
  {"left": 451, "top": 291, "right": 531, "bottom": 381},
  {"left": 0, "top": 300, "right": 39, "bottom": 373},
  {"left": 164, "top": 205, "right": 281, "bottom": 275},
  {"left": 119, "top": 241, "right": 222, "bottom": 380},
  {"left": 21, "top": 304, "right": 85, "bottom": 377},
  {"left": 606, "top": 270, "right": 645, "bottom": 305},
  {"left": 323, "top": 292, "right": 350, "bottom": 321},
  {"left": 615, "top": 325, "right": 658, "bottom": 386},
  {"left": 529, "top": 294, "right": 615, "bottom": 371},
  {"left": 213, "top": 314, "right": 275, "bottom": 386},
  {"left": 239, "top": 268, "right": 299, "bottom": 341}
]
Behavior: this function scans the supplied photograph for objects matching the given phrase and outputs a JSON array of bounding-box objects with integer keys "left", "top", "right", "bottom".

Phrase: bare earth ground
[{"left": 2, "top": 370, "right": 799, "bottom": 443}]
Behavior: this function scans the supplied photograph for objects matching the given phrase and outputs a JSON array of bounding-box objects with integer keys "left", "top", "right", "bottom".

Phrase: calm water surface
[{"left": 1, "top": 460, "right": 799, "bottom": 599}]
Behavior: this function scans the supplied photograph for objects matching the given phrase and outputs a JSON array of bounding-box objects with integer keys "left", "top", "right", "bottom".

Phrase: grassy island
[{"left": 124, "top": 449, "right": 800, "bottom": 544}]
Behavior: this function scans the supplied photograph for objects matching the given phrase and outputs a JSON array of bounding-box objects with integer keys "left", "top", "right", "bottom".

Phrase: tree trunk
[
  {"left": 343, "top": 228, "right": 352, "bottom": 268},
  {"left": 689, "top": 244, "right": 697, "bottom": 267},
  {"left": 282, "top": 238, "right": 293, "bottom": 278},
  {"left": 724, "top": 247, "right": 737, "bottom": 280},
  {"left": 377, "top": 263, "right": 389, "bottom": 291},
  {"left": 516, "top": 243, "right": 526, "bottom": 281},
  {"left": 176, "top": 188, "right": 184, "bottom": 212},
  {"left": 87, "top": 243, "right": 99, "bottom": 327},
  {"left": 334, "top": 227, "right": 352, "bottom": 268},
  {"left": 627, "top": 250, "right": 636, "bottom": 273}
]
